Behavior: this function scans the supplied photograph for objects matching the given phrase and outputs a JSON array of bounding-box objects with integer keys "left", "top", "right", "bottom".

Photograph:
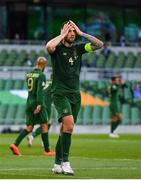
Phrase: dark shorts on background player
[
  {"left": 110, "top": 102, "right": 121, "bottom": 116},
  {"left": 26, "top": 100, "right": 48, "bottom": 125}
]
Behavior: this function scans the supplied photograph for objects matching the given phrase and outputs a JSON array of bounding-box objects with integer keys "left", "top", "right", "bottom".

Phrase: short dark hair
[
  {"left": 61, "top": 20, "right": 70, "bottom": 29},
  {"left": 111, "top": 76, "right": 117, "bottom": 81},
  {"left": 111, "top": 75, "right": 120, "bottom": 81}
]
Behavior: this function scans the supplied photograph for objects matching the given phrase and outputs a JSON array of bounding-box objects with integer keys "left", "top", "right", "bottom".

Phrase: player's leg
[
  {"left": 61, "top": 115, "right": 74, "bottom": 175},
  {"left": 27, "top": 120, "right": 52, "bottom": 147},
  {"left": 10, "top": 125, "right": 33, "bottom": 156},
  {"left": 116, "top": 113, "right": 122, "bottom": 130},
  {"left": 40, "top": 123, "right": 55, "bottom": 156},
  {"left": 52, "top": 123, "right": 63, "bottom": 174},
  {"left": 115, "top": 102, "right": 122, "bottom": 130},
  {"left": 109, "top": 104, "right": 118, "bottom": 137},
  {"left": 40, "top": 123, "right": 50, "bottom": 152},
  {"left": 61, "top": 101, "right": 80, "bottom": 174},
  {"left": 32, "top": 126, "right": 41, "bottom": 138},
  {"left": 27, "top": 126, "right": 41, "bottom": 147},
  {"left": 51, "top": 95, "right": 69, "bottom": 174},
  {"left": 61, "top": 101, "right": 80, "bottom": 175},
  {"left": 39, "top": 107, "right": 55, "bottom": 156},
  {"left": 110, "top": 115, "right": 119, "bottom": 136},
  {"left": 52, "top": 94, "right": 74, "bottom": 175},
  {"left": 47, "top": 119, "right": 53, "bottom": 130}
]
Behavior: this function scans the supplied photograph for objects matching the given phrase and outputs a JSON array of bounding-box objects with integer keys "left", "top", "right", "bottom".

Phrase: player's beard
[{"left": 64, "top": 36, "right": 75, "bottom": 44}]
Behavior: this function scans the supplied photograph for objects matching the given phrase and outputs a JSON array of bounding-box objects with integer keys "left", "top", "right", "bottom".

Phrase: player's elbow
[
  {"left": 98, "top": 41, "right": 104, "bottom": 49},
  {"left": 46, "top": 43, "right": 55, "bottom": 54},
  {"left": 46, "top": 42, "right": 51, "bottom": 52}
]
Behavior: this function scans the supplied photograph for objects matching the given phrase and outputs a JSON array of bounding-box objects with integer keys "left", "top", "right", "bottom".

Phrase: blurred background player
[
  {"left": 27, "top": 74, "right": 55, "bottom": 155},
  {"left": 46, "top": 20, "right": 103, "bottom": 175},
  {"left": 10, "top": 57, "right": 53, "bottom": 156},
  {"left": 108, "top": 75, "right": 122, "bottom": 138}
]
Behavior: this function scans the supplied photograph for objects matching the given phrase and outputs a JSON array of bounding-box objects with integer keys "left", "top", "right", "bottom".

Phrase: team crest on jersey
[
  {"left": 42, "top": 82, "right": 45, "bottom": 87},
  {"left": 63, "top": 108, "right": 68, "bottom": 113},
  {"left": 63, "top": 52, "right": 67, "bottom": 56},
  {"left": 74, "top": 56, "right": 78, "bottom": 60}
]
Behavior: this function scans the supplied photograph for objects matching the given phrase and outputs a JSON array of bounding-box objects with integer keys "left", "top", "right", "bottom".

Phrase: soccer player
[
  {"left": 10, "top": 57, "right": 53, "bottom": 156},
  {"left": 108, "top": 75, "right": 122, "bottom": 138},
  {"left": 46, "top": 20, "right": 103, "bottom": 175},
  {"left": 27, "top": 75, "right": 54, "bottom": 153}
]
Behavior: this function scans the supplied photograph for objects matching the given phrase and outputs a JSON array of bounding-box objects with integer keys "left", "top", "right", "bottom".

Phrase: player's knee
[
  {"left": 64, "top": 124, "right": 74, "bottom": 133},
  {"left": 26, "top": 126, "right": 33, "bottom": 132},
  {"left": 40, "top": 124, "right": 48, "bottom": 133}
]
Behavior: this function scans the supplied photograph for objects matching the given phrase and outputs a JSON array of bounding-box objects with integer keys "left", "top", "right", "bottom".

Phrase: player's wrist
[{"left": 79, "top": 31, "right": 84, "bottom": 36}]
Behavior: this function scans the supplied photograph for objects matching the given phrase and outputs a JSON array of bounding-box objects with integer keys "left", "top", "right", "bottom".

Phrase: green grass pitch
[{"left": 0, "top": 133, "right": 141, "bottom": 179}]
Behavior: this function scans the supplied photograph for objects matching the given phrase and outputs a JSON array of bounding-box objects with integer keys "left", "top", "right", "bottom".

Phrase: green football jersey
[
  {"left": 44, "top": 80, "right": 52, "bottom": 108},
  {"left": 108, "top": 84, "right": 119, "bottom": 104},
  {"left": 50, "top": 43, "right": 87, "bottom": 94},
  {"left": 26, "top": 68, "right": 46, "bottom": 106}
]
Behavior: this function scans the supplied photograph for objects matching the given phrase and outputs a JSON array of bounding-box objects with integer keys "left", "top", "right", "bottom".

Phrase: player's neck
[
  {"left": 36, "top": 65, "right": 43, "bottom": 71},
  {"left": 62, "top": 40, "right": 72, "bottom": 47}
]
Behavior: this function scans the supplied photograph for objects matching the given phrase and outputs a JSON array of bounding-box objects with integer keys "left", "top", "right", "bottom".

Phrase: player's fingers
[
  {"left": 64, "top": 23, "right": 72, "bottom": 30},
  {"left": 69, "top": 20, "right": 76, "bottom": 27}
]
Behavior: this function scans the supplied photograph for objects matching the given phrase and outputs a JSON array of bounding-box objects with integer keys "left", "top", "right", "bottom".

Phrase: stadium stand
[
  {"left": 1, "top": 78, "right": 141, "bottom": 125},
  {"left": 0, "top": 45, "right": 141, "bottom": 126},
  {"left": 1, "top": 48, "right": 141, "bottom": 69}
]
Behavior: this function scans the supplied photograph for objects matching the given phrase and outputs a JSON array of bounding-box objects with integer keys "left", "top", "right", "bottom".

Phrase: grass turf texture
[{"left": 0, "top": 134, "right": 141, "bottom": 179}]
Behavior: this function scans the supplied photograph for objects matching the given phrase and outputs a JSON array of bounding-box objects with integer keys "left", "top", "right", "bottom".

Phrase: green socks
[
  {"left": 55, "top": 133, "right": 72, "bottom": 164},
  {"left": 32, "top": 124, "right": 51, "bottom": 138},
  {"left": 41, "top": 132, "right": 50, "bottom": 152},
  {"left": 48, "top": 124, "right": 51, "bottom": 130},
  {"left": 55, "top": 136, "right": 62, "bottom": 165},
  {"left": 61, "top": 132, "right": 71, "bottom": 162},
  {"left": 111, "top": 121, "right": 120, "bottom": 133},
  {"left": 32, "top": 127, "right": 41, "bottom": 138},
  {"left": 14, "top": 129, "right": 29, "bottom": 146}
]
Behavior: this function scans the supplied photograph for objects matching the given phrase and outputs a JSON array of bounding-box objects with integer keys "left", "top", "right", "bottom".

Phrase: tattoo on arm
[{"left": 82, "top": 33, "right": 104, "bottom": 50}]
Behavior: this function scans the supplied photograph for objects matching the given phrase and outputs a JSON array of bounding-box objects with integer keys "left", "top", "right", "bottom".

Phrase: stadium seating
[
  {"left": 14, "top": 105, "right": 26, "bottom": 124},
  {"left": 102, "top": 106, "right": 111, "bottom": 124},
  {"left": 0, "top": 79, "right": 141, "bottom": 125},
  {"left": 122, "top": 104, "right": 131, "bottom": 125},
  {"left": 83, "top": 105, "right": 93, "bottom": 124},
  {"left": 92, "top": 106, "right": 102, "bottom": 125},
  {"left": 131, "top": 106, "right": 140, "bottom": 125},
  {"left": 0, "top": 49, "right": 141, "bottom": 68}
]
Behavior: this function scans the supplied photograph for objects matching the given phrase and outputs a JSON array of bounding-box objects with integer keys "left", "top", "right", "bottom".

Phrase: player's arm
[
  {"left": 34, "top": 74, "right": 46, "bottom": 114},
  {"left": 46, "top": 22, "right": 73, "bottom": 54},
  {"left": 70, "top": 20, "right": 104, "bottom": 50}
]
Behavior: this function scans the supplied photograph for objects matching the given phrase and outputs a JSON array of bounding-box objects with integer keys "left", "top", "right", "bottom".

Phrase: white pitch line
[
  {"left": 16, "top": 155, "right": 141, "bottom": 162},
  {"left": 0, "top": 166, "right": 141, "bottom": 171},
  {"left": 0, "top": 171, "right": 95, "bottom": 179},
  {"left": 71, "top": 156, "right": 141, "bottom": 162}
]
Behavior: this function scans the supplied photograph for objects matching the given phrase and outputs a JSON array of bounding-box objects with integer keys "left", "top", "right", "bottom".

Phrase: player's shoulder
[
  {"left": 111, "top": 84, "right": 118, "bottom": 89},
  {"left": 26, "top": 69, "right": 40, "bottom": 78},
  {"left": 73, "top": 42, "right": 85, "bottom": 48}
]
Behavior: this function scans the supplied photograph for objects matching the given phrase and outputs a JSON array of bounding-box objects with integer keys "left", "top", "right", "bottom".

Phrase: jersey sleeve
[
  {"left": 76, "top": 43, "right": 87, "bottom": 55},
  {"left": 36, "top": 73, "right": 46, "bottom": 106}
]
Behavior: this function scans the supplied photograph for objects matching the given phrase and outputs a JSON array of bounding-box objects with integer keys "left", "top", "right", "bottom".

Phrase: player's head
[
  {"left": 111, "top": 75, "right": 120, "bottom": 85},
  {"left": 36, "top": 56, "right": 47, "bottom": 71},
  {"left": 61, "top": 20, "right": 77, "bottom": 44}
]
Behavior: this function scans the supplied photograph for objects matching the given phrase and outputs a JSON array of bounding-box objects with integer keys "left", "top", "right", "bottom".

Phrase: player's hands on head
[
  {"left": 69, "top": 20, "right": 83, "bottom": 36},
  {"left": 34, "top": 105, "right": 41, "bottom": 114},
  {"left": 61, "top": 22, "right": 73, "bottom": 37}
]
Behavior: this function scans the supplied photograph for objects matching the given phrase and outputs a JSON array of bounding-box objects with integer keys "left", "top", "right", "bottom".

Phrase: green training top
[
  {"left": 26, "top": 68, "right": 46, "bottom": 106},
  {"left": 44, "top": 80, "right": 52, "bottom": 108},
  {"left": 50, "top": 43, "right": 87, "bottom": 94},
  {"left": 108, "top": 84, "right": 120, "bottom": 104}
]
